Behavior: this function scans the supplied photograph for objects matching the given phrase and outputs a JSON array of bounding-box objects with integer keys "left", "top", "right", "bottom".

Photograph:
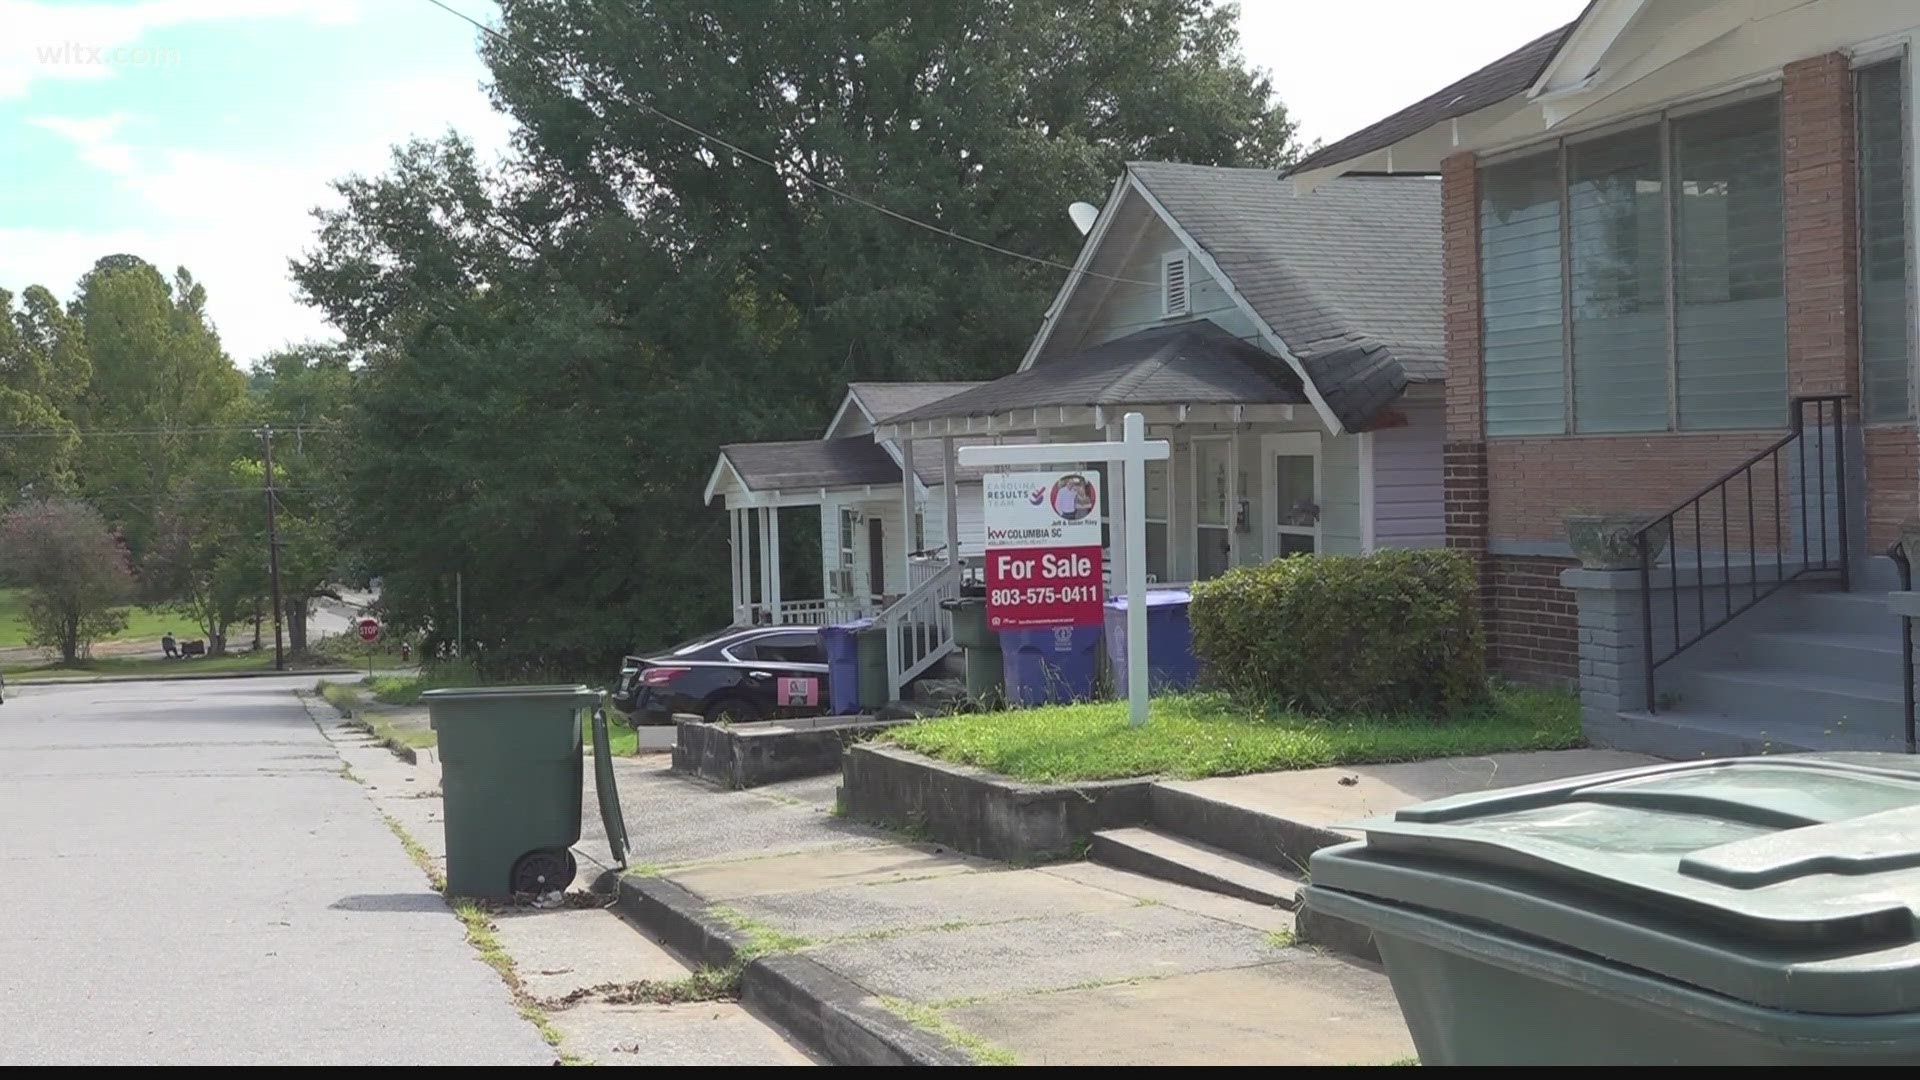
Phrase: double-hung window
[
  {"left": 1481, "top": 92, "right": 1787, "bottom": 435},
  {"left": 1859, "top": 55, "right": 1913, "bottom": 421}
]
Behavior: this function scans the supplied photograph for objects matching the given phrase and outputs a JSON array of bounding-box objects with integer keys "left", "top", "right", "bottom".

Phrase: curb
[
  {"left": 615, "top": 876, "right": 973, "bottom": 1066},
  {"left": 12, "top": 667, "right": 362, "bottom": 686}
]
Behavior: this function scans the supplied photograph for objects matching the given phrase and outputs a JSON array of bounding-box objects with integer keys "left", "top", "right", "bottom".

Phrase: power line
[
  {"left": 418, "top": 0, "right": 1153, "bottom": 287},
  {"left": 0, "top": 424, "right": 340, "bottom": 441}
]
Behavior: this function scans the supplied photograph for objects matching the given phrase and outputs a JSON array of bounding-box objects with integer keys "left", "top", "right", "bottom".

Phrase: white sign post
[{"left": 960, "top": 412, "right": 1170, "bottom": 727}]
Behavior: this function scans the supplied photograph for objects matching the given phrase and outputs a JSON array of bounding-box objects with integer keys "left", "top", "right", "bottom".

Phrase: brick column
[
  {"left": 1782, "top": 52, "right": 1861, "bottom": 411},
  {"left": 1441, "top": 150, "right": 1493, "bottom": 634}
]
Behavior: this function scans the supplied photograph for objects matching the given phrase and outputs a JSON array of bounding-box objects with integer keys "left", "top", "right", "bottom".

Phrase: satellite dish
[{"left": 1067, "top": 202, "right": 1099, "bottom": 236}]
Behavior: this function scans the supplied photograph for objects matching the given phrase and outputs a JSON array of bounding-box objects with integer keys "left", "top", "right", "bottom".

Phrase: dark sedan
[{"left": 613, "top": 625, "right": 832, "bottom": 724}]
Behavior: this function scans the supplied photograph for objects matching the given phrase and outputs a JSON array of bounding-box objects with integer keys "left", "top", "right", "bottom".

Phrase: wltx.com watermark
[{"left": 34, "top": 43, "right": 182, "bottom": 69}]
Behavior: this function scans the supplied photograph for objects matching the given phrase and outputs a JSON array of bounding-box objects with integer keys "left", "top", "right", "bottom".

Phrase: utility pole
[
  {"left": 455, "top": 571, "right": 464, "bottom": 659},
  {"left": 260, "top": 425, "right": 286, "bottom": 671}
]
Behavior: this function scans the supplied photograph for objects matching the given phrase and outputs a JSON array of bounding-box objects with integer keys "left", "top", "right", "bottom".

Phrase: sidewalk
[
  {"left": 582, "top": 755, "right": 1415, "bottom": 1066},
  {"left": 309, "top": 698, "right": 814, "bottom": 1065}
]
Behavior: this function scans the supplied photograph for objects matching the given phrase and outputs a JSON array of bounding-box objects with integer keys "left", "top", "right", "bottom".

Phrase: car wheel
[{"left": 704, "top": 695, "right": 763, "bottom": 724}]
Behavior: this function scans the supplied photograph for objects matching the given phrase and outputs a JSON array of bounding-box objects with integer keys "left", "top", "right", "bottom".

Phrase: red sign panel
[
  {"left": 355, "top": 617, "right": 382, "bottom": 643},
  {"left": 779, "top": 676, "right": 819, "bottom": 707},
  {"left": 985, "top": 546, "right": 1104, "bottom": 629}
]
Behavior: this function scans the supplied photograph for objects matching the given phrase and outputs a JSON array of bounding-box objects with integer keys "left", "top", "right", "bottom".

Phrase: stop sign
[{"left": 356, "top": 617, "right": 382, "bottom": 644}]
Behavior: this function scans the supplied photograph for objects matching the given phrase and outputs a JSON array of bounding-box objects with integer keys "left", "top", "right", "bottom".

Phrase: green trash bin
[
  {"left": 1304, "top": 753, "right": 1920, "bottom": 1065},
  {"left": 942, "top": 596, "right": 1004, "bottom": 705},
  {"left": 424, "top": 684, "right": 602, "bottom": 898},
  {"left": 854, "top": 624, "right": 890, "bottom": 711}
]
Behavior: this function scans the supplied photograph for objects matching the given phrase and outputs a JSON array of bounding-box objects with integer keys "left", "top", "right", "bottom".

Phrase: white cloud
[
  {"left": 0, "top": 0, "right": 362, "bottom": 98},
  {"left": 27, "top": 112, "right": 136, "bottom": 172}
]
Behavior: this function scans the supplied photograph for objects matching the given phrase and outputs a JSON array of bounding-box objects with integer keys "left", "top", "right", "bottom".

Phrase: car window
[
  {"left": 668, "top": 627, "right": 750, "bottom": 657},
  {"left": 740, "top": 632, "right": 824, "bottom": 664}
]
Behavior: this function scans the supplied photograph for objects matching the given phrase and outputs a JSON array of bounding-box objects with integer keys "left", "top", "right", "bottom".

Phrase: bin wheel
[{"left": 510, "top": 848, "right": 577, "bottom": 894}]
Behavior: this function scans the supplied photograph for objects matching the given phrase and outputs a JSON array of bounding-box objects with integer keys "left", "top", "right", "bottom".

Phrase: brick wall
[
  {"left": 1783, "top": 52, "right": 1861, "bottom": 410},
  {"left": 1866, "top": 425, "right": 1918, "bottom": 552},
  {"left": 1486, "top": 555, "right": 1578, "bottom": 685},
  {"left": 1486, "top": 433, "right": 1789, "bottom": 542}
]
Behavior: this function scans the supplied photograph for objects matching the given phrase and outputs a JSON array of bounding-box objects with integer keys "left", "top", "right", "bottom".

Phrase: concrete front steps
[
  {"left": 1604, "top": 580, "right": 1914, "bottom": 759},
  {"left": 1086, "top": 751, "right": 1659, "bottom": 960}
]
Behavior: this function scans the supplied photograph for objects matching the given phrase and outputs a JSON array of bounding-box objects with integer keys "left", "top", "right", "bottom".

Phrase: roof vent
[{"left": 1161, "top": 251, "right": 1190, "bottom": 318}]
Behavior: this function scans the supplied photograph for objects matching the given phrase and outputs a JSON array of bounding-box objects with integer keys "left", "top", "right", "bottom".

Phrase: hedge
[{"left": 1188, "top": 548, "right": 1486, "bottom": 715}]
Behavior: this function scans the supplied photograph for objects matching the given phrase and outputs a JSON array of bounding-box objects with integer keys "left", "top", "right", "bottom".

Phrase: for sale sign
[{"left": 983, "top": 471, "right": 1104, "bottom": 630}]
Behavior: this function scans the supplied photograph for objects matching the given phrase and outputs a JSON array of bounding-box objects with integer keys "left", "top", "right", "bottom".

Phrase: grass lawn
[
  {"left": 0, "top": 587, "right": 179, "bottom": 648},
  {"left": 5, "top": 651, "right": 280, "bottom": 680},
  {"left": 367, "top": 663, "right": 482, "bottom": 706},
  {"left": 883, "top": 686, "right": 1582, "bottom": 783}
]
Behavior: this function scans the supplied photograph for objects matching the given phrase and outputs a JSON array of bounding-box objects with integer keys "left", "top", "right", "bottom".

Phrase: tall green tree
[
  {"left": 0, "top": 285, "right": 90, "bottom": 500},
  {"left": 294, "top": 0, "right": 1297, "bottom": 673},
  {"left": 0, "top": 497, "right": 133, "bottom": 662},
  {"left": 73, "top": 256, "right": 247, "bottom": 554},
  {"left": 249, "top": 343, "right": 356, "bottom": 652}
]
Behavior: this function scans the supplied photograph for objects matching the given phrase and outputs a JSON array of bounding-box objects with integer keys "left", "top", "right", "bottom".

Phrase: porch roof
[
  {"left": 705, "top": 436, "right": 901, "bottom": 505},
  {"left": 876, "top": 321, "right": 1307, "bottom": 436}
]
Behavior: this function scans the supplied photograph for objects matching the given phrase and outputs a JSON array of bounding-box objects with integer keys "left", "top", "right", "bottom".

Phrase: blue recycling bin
[
  {"left": 1000, "top": 624, "right": 1103, "bottom": 706},
  {"left": 821, "top": 619, "right": 872, "bottom": 715},
  {"left": 1103, "top": 589, "right": 1199, "bottom": 692}
]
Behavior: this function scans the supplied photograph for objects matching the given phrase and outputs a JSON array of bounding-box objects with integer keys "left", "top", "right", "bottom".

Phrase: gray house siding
[{"left": 1372, "top": 401, "right": 1445, "bottom": 549}]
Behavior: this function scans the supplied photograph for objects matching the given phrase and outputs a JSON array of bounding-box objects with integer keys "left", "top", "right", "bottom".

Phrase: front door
[
  {"left": 1270, "top": 438, "right": 1320, "bottom": 557},
  {"left": 1193, "top": 437, "right": 1232, "bottom": 580},
  {"left": 868, "top": 517, "right": 886, "bottom": 597}
]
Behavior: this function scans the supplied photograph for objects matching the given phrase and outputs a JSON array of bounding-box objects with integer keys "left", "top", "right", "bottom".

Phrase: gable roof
[
  {"left": 847, "top": 382, "right": 985, "bottom": 423},
  {"left": 884, "top": 320, "right": 1306, "bottom": 426},
  {"left": 711, "top": 437, "right": 901, "bottom": 500},
  {"left": 1123, "top": 165, "right": 1443, "bottom": 428},
  {"left": 1284, "top": 21, "right": 1579, "bottom": 178}
]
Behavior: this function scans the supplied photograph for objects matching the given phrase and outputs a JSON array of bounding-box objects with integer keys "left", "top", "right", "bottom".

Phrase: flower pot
[{"left": 1564, "top": 514, "right": 1670, "bottom": 571}]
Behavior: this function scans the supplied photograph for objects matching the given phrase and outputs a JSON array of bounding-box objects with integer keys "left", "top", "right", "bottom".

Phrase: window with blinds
[
  {"left": 1481, "top": 152, "right": 1566, "bottom": 436},
  {"left": 1859, "top": 57, "right": 1911, "bottom": 422},
  {"left": 1569, "top": 126, "right": 1669, "bottom": 432},
  {"left": 1673, "top": 97, "right": 1785, "bottom": 431},
  {"left": 1477, "top": 93, "right": 1788, "bottom": 436}
]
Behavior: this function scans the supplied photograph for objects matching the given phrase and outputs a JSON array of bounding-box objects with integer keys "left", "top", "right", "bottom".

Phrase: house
[
  {"left": 706, "top": 161, "right": 1446, "bottom": 701},
  {"left": 1291, "top": 1, "right": 1919, "bottom": 755},
  {"left": 703, "top": 381, "right": 985, "bottom": 626}
]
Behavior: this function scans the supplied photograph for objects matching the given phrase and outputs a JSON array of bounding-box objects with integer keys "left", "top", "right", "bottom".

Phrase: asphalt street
[{"left": 0, "top": 676, "right": 554, "bottom": 1066}]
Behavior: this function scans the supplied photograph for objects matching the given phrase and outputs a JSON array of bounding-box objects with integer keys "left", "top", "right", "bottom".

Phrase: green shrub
[{"left": 1189, "top": 548, "right": 1486, "bottom": 715}]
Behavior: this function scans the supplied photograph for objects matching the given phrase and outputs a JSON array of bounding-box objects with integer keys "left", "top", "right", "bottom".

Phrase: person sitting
[{"left": 161, "top": 631, "right": 179, "bottom": 659}]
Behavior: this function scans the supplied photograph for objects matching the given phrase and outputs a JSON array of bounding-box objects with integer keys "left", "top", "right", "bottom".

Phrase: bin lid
[
  {"left": 1104, "top": 589, "right": 1191, "bottom": 610},
  {"left": 419, "top": 684, "right": 600, "bottom": 705},
  {"left": 1308, "top": 753, "right": 1920, "bottom": 1015}
]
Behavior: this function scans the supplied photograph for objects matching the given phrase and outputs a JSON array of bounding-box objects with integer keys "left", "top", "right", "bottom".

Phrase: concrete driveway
[{"left": 0, "top": 676, "right": 554, "bottom": 1066}]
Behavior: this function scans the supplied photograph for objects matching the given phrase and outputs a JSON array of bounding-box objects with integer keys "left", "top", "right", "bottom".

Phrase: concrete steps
[
  {"left": 1627, "top": 582, "right": 1914, "bottom": 759},
  {"left": 1089, "top": 827, "right": 1304, "bottom": 909}
]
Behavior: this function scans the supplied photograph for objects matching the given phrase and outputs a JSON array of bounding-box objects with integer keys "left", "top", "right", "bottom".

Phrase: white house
[{"left": 705, "top": 161, "right": 1449, "bottom": 700}]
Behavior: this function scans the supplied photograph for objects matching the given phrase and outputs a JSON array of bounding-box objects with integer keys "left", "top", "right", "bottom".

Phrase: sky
[{"left": 0, "top": 0, "right": 1587, "bottom": 365}]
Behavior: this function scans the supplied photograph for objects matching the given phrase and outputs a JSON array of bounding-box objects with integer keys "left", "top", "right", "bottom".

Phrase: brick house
[{"left": 1288, "top": 1, "right": 1919, "bottom": 755}]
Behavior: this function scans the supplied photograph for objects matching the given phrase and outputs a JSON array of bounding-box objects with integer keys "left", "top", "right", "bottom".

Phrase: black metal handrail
[
  {"left": 1888, "top": 540, "right": 1914, "bottom": 755},
  {"left": 1633, "top": 394, "right": 1850, "bottom": 713}
]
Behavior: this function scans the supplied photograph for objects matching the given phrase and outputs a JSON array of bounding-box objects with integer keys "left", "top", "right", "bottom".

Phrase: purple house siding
[{"left": 1372, "top": 401, "right": 1444, "bottom": 549}]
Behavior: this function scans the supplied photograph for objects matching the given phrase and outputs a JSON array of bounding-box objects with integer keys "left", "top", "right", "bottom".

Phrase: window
[
  {"left": 1144, "top": 457, "right": 1169, "bottom": 582},
  {"left": 730, "top": 632, "right": 825, "bottom": 664},
  {"left": 837, "top": 508, "right": 857, "bottom": 593},
  {"left": 1479, "top": 93, "right": 1786, "bottom": 435},
  {"left": 1860, "top": 57, "right": 1911, "bottom": 421},
  {"left": 913, "top": 507, "right": 926, "bottom": 553},
  {"left": 1162, "top": 251, "right": 1190, "bottom": 317},
  {"left": 1481, "top": 152, "right": 1566, "bottom": 435}
]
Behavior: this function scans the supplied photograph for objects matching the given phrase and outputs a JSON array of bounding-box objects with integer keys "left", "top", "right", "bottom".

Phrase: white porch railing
[
  {"left": 877, "top": 562, "right": 964, "bottom": 701},
  {"left": 734, "top": 597, "right": 874, "bottom": 627}
]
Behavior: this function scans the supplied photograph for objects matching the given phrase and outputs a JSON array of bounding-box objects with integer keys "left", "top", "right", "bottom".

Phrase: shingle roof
[
  {"left": 848, "top": 382, "right": 985, "bottom": 423},
  {"left": 718, "top": 437, "right": 901, "bottom": 493},
  {"left": 1125, "top": 164, "right": 1442, "bottom": 428},
  {"left": 885, "top": 321, "right": 1306, "bottom": 425},
  {"left": 1285, "top": 20, "right": 1578, "bottom": 177}
]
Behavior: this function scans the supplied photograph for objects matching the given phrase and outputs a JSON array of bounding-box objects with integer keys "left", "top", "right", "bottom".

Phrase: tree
[
  {"left": 141, "top": 465, "right": 261, "bottom": 656},
  {"left": 249, "top": 343, "right": 355, "bottom": 652},
  {"left": 72, "top": 255, "right": 247, "bottom": 555},
  {"left": 0, "top": 497, "right": 133, "bottom": 662},
  {"left": 293, "top": 0, "right": 1299, "bottom": 674},
  {"left": 0, "top": 285, "right": 90, "bottom": 501}
]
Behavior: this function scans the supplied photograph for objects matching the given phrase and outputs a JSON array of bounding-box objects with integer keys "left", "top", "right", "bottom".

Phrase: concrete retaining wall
[{"left": 673, "top": 716, "right": 906, "bottom": 789}]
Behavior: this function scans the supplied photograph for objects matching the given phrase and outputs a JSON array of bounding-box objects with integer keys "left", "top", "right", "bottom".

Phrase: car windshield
[{"left": 663, "top": 628, "right": 746, "bottom": 657}]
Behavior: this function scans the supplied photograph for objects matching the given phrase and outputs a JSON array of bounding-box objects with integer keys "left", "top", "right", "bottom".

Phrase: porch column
[
  {"left": 1106, "top": 423, "right": 1128, "bottom": 590},
  {"left": 730, "top": 507, "right": 747, "bottom": 621},
  {"left": 943, "top": 437, "right": 960, "bottom": 567},
  {"left": 756, "top": 507, "right": 771, "bottom": 618},
  {"left": 899, "top": 436, "right": 916, "bottom": 588},
  {"left": 756, "top": 507, "right": 772, "bottom": 624}
]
